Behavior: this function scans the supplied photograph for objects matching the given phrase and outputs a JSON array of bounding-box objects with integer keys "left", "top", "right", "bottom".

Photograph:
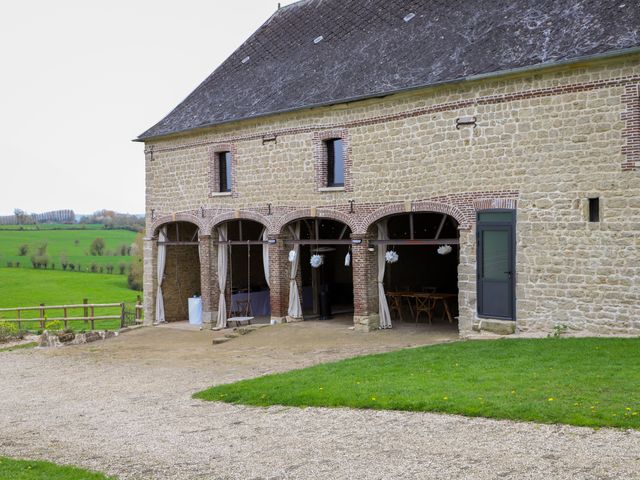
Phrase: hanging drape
[
  {"left": 287, "top": 222, "right": 303, "bottom": 318},
  {"left": 216, "top": 224, "right": 228, "bottom": 329},
  {"left": 377, "top": 220, "right": 392, "bottom": 329},
  {"left": 262, "top": 228, "right": 270, "bottom": 289},
  {"left": 155, "top": 226, "right": 167, "bottom": 325}
]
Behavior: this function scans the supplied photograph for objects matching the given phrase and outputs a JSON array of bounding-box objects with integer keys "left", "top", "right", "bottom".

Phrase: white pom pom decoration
[
  {"left": 288, "top": 250, "right": 297, "bottom": 262},
  {"left": 385, "top": 250, "right": 399, "bottom": 264},
  {"left": 344, "top": 251, "right": 351, "bottom": 267},
  {"left": 310, "top": 254, "right": 324, "bottom": 268},
  {"left": 437, "top": 245, "right": 453, "bottom": 255}
]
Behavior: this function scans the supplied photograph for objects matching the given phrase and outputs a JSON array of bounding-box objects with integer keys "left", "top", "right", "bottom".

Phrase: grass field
[
  {"left": 195, "top": 338, "right": 640, "bottom": 430},
  {"left": 0, "top": 268, "right": 140, "bottom": 330},
  {"left": 0, "top": 457, "right": 114, "bottom": 479},
  {"left": 0, "top": 227, "right": 136, "bottom": 271}
]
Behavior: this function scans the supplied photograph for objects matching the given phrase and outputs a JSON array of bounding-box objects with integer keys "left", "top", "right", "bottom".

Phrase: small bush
[
  {"left": 90, "top": 262, "right": 98, "bottom": 273},
  {"left": 90, "top": 237, "right": 106, "bottom": 256},
  {"left": 69, "top": 263, "right": 75, "bottom": 271},
  {"left": 106, "top": 263, "right": 114, "bottom": 274},
  {"left": 45, "top": 320, "right": 64, "bottom": 332},
  {"left": 0, "top": 322, "right": 19, "bottom": 342},
  {"left": 118, "top": 262, "right": 127, "bottom": 275},
  {"left": 60, "top": 254, "right": 69, "bottom": 271},
  {"left": 36, "top": 241, "right": 48, "bottom": 256},
  {"left": 30, "top": 254, "right": 49, "bottom": 269},
  {"left": 127, "top": 260, "right": 143, "bottom": 291},
  {"left": 18, "top": 244, "right": 29, "bottom": 256},
  {"left": 6, "top": 261, "right": 13, "bottom": 268}
]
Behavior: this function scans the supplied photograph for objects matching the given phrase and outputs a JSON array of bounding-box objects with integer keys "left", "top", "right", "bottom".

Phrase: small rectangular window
[
  {"left": 325, "top": 139, "right": 344, "bottom": 187},
  {"left": 588, "top": 198, "right": 600, "bottom": 222},
  {"left": 218, "top": 151, "right": 232, "bottom": 192}
]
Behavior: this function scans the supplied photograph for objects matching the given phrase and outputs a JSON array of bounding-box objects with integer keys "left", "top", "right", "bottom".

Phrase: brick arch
[
  {"left": 149, "top": 213, "right": 205, "bottom": 237},
  {"left": 359, "top": 200, "right": 470, "bottom": 235},
  {"left": 209, "top": 210, "right": 273, "bottom": 235},
  {"left": 472, "top": 197, "right": 518, "bottom": 212},
  {"left": 274, "top": 208, "right": 356, "bottom": 235}
]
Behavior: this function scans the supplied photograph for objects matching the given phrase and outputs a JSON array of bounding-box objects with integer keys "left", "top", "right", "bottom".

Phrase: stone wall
[
  {"left": 162, "top": 245, "right": 201, "bottom": 323},
  {"left": 144, "top": 53, "right": 640, "bottom": 336}
]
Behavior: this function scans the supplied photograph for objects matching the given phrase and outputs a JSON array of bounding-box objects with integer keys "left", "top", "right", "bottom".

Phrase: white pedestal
[{"left": 188, "top": 297, "right": 202, "bottom": 325}]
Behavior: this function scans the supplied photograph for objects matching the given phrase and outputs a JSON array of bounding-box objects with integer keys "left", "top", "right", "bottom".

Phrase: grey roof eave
[{"left": 133, "top": 46, "right": 640, "bottom": 144}]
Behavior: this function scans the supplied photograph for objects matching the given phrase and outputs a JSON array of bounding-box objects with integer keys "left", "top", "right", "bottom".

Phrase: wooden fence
[{"left": 0, "top": 297, "right": 143, "bottom": 331}]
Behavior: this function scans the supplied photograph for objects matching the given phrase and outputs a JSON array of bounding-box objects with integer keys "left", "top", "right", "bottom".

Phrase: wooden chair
[
  {"left": 386, "top": 293, "right": 404, "bottom": 321},
  {"left": 414, "top": 294, "right": 434, "bottom": 324},
  {"left": 228, "top": 299, "right": 253, "bottom": 327}
]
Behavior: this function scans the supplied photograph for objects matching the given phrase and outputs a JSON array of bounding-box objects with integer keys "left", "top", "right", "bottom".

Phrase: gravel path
[{"left": 1, "top": 322, "right": 639, "bottom": 479}]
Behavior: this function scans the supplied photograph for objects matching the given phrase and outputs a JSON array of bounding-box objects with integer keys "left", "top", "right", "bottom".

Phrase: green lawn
[
  {"left": 0, "top": 457, "right": 114, "bottom": 479},
  {"left": 0, "top": 268, "right": 141, "bottom": 331},
  {"left": 195, "top": 338, "right": 640, "bottom": 429},
  {"left": 0, "top": 227, "right": 136, "bottom": 270}
]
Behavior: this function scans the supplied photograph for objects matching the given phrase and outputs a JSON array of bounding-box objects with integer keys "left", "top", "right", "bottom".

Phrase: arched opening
[
  {"left": 214, "top": 219, "right": 270, "bottom": 323},
  {"left": 283, "top": 218, "right": 354, "bottom": 320},
  {"left": 155, "top": 221, "right": 201, "bottom": 323},
  {"left": 371, "top": 212, "right": 459, "bottom": 330}
]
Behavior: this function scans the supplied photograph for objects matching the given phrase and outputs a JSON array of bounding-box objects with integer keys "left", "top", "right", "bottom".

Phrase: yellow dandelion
[
  {"left": 371, "top": 397, "right": 376, "bottom": 401},
  {"left": 625, "top": 407, "right": 632, "bottom": 411},
  {"left": 548, "top": 397, "right": 555, "bottom": 402},
  {"left": 443, "top": 396, "right": 449, "bottom": 401},
  {"left": 511, "top": 390, "right": 516, "bottom": 394}
]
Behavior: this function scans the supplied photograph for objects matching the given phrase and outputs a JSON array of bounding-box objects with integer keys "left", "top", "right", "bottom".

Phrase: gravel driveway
[{"left": 1, "top": 321, "right": 639, "bottom": 479}]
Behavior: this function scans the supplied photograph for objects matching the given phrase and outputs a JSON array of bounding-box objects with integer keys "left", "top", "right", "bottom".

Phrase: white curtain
[
  {"left": 377, "top": 220, "right": 392, "bottom": 329},
  {"left": 262, "top": 228, "right": 270, "bottom": 288},
  {"left": 155, "top": 226, "right": 167, "bottom": 324},
  {"left": 216, "top": 224, "right": 228, "bottom": 328},
  {"left": 287, "top": 222, "right": 303, "bottom": 318}
]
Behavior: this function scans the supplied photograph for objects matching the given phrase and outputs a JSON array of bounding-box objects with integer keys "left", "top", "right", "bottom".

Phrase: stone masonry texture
[{"left": 144, "top": 54, "right": 640, "bottom": 336}]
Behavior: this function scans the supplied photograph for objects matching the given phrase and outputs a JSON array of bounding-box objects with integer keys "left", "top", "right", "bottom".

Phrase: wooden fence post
[
  {"left": 17, "top": 309, "right": 21, "bottom": 331},
  {"left": 90, "top": 305, "right": 95, "bottom": 330},
  {"left": 120, "top": 303, "right": 126, "bottom": 328},
  {"left": 135, "top": 295, "right": 141, "bottom": 321},
  {"left": 83, "top": 298, "right": 88, "bottom": 327},
  {"left": 39, "top": 303, "right": 45, "bottom": 329}
]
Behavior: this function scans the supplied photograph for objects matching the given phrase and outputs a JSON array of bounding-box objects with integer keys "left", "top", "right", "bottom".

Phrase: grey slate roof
[{"left": 138, "top": 0, "right": 640, "bottom": 140}]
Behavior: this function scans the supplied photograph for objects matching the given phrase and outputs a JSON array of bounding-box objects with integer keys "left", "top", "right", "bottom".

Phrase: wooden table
[{"left": 387, "top": 292, "right": 457, "bottom": 324}]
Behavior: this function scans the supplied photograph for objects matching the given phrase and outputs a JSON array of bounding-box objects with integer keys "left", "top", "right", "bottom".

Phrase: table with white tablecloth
[{"left": 231, "top": 290, "right": 271, "bottom": 316}]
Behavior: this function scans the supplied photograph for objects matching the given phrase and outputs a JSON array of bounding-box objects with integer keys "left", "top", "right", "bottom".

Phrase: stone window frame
[
  {"left": 208, "top": 143, "right": 238, "bottom": 198},
  {"left": 313, "top": 129, "right": 352, "bottom": 192}
]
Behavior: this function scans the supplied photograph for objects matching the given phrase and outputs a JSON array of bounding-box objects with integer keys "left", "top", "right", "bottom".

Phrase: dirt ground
[{"left": 1, "top": 319, "right": 639, "bottom": 479}]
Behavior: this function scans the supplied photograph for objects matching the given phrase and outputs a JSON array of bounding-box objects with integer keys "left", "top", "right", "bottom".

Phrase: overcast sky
[{"left": 0, "top": 1, "right": 296, "bottom": 215}]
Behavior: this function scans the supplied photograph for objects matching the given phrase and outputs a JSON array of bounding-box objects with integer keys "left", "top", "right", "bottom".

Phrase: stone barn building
[{"left": 137, "top": 0, "right": 640, "bottom": 336}]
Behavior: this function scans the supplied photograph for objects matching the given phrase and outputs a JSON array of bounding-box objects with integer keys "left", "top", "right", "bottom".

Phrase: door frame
[{"left": 476, "top": 209, "right": 516, "bottom": 321}]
